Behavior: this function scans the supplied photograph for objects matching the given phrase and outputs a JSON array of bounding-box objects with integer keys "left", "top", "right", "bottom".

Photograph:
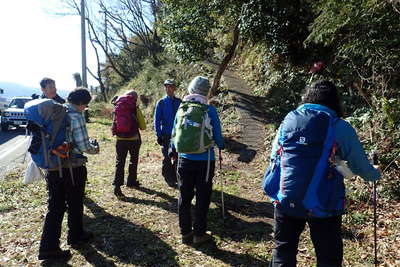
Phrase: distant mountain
[{"left": 0, "top": 81, "right": 69, "bottom": 101}]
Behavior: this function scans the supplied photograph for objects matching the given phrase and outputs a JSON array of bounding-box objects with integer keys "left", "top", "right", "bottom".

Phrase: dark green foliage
[
  {"left": 240, "top": 0, "right": 314, "bottom": 56},
  {"left": 160, "top": 0, "right": 246, "bottom": 63},
  {"left": 306, "top": 0, "right": 400, "bottom": 97},
  {"left": 161, "top": 1, "right": 217, "bottom": 62}
]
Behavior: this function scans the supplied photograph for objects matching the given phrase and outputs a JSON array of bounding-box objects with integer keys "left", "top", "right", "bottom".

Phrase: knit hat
[{"left": 187, "top": 76, "right": 211, "bottom": 96}]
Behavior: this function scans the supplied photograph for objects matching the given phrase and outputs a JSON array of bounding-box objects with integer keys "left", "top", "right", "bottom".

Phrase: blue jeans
[
  {"left": 270, "top": 206, "right": 343, "bottom": 267},
  {"left": 177, "top": 158, "right": 215, "bottom": 236}
]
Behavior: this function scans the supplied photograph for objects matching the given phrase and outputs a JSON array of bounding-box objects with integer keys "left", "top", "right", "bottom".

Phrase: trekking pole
[
  {"left": 219, "top": 149, "right": 225, "bottom": 221},
  {"left": 373, "top": 180, "right": 377, "bottom": 267},
  {"left": 369, "top": 150, "right": 378, "bottom": 267}
]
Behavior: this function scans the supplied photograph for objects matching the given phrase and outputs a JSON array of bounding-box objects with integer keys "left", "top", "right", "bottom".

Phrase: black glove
[{"left": 157, "top": 136, "right": 163, "bottom": 146}]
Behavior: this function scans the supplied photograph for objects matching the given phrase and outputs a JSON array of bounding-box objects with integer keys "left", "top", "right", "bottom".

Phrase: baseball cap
[{"left": 163, "top": 79, "right": 176, "bottom": 86}]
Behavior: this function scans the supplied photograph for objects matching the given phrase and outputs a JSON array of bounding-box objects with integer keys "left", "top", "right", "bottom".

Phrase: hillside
[
  {"left": 1, "top": 1, "right": 399, "bottom": 266},
  {"left": 0, "top": 71, "right": 399, "bottom": 266}
]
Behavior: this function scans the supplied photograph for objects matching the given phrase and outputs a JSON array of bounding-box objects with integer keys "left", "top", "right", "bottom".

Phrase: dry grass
[{"left": 0, "top": 114, "right": 399, "bottom": 266}]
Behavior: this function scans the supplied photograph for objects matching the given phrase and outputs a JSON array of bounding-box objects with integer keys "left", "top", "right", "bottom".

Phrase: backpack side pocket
[{"left": 262, "top": 156, "right": 281, "bottom": 199}]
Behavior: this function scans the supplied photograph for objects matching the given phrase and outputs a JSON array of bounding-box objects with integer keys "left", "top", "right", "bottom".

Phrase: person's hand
[
  {"left": 171, "top": 151, "right": 178, "bottom": 161},
  {"left": 373, "top": 164, "right": 381, "bottom": 173},
  {"left": 168, "top": 147, "right": 178, "bottom": 160},
  {"left": 157, "top": 136, "right": 163, "bottom": 146}
]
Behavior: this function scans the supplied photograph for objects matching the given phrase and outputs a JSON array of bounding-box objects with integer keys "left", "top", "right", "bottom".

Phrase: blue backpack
[
  {"left": 262, "top": 104, "right": 346, "bottom": 218},
  {"left": 24, "top": 99, "right": 69, "bottom": 171}
]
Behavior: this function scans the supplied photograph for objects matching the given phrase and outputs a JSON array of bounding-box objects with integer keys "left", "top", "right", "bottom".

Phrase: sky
[{"left": 0, "top": 0, "right": 99, "bottom": 91}]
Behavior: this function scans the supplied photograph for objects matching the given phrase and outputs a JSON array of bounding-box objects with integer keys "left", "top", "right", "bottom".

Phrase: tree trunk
[{"left": 210, "top": 22, "right": 240, "bottom": 97}]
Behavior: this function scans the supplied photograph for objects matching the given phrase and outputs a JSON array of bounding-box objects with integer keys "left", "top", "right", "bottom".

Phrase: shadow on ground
[
  {"left": 228, "top": 89, "right": 270, "bottom": 123},
  {"left": 194, "top": 241, "right": 270, "bottom": 267},
  {"left": 210, "top": 190, "right": 274, "bottom": 240},
  {"left": 40, "top": 260, "right": 73, "bottom": 267},
  {"left": 120, "top": 186, "right": 178, "bottom": 214},
  {"left": 224, "top": 137, "right": 257, "bottom": 163},
  {"left": 0, "top": 127, "right": 25, "bottom": 145},
  {"left": 80, "top": 197, "right": 179, "bottom": 266},
  {"left": 77, "top": 186, "right": 273, "bottom": 266}
]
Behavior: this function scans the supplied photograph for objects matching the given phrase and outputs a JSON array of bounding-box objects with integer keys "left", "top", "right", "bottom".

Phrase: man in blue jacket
[{"left": 154, "top": 79, "right": 182, "bottom": 187}]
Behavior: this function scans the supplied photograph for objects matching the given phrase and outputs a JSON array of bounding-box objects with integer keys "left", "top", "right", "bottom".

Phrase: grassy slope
[
  {"left": 0, "top": 99, "right": 399, "bottom": 266},
  {"left": 0, "top": 105, "right": 274, "bottom": 266}
]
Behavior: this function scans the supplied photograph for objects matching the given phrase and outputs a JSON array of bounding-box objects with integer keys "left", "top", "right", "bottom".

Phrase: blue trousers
[
  {"left": 177, "top": 158, "right": 215, "bottom": 236},
  {"left": 270, "top": 207, "right": 343, "bottom": 267}
]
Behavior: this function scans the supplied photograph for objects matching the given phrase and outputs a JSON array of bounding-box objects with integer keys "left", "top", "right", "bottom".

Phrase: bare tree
[
  {"left": 59, "top": 0, "right": 114, "bottom": 101},
  {"left": 97, "top": 0, "right": 162, "bottom": 61},
  {"left": 210, "top": 22, "right": 240, "bottom": 97},
  {"left": 59, "top": 0, "right": 162, "bottom": 100}
]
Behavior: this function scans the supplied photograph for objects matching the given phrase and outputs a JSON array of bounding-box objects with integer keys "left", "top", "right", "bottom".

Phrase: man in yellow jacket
[{"left": 112, "top": 90, "right": 146, "bottom": 197}]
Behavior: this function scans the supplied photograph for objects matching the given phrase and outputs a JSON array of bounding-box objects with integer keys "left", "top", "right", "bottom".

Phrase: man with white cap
[{"left": 154, "top": 79, "right": 182, "bottom": 187}]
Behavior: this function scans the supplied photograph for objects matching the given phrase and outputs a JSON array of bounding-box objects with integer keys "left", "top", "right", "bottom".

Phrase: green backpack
[{"left": 172, "top": 101, "right": 214, "bottom": 153}]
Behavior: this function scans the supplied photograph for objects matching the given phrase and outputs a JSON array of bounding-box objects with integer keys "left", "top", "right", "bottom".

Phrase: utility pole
[{"left": 81, "top": 0, "right": 87, "bottom": 88}]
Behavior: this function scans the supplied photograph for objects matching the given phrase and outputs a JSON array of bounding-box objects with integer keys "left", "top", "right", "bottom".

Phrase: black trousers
[
  {"left": 161, "top": 135, "right": 177, "bottom": 185},
  {"left": 39, "top": 166, "right": 87, "bottom": 252},
  {"left": 113, "top": 139, "right": 141, "bottom": 187},
  {"left": 177, "top": 158, "right": 215, "bottom": 236},
  {"left": 270, "top": 207, "right": 343, "bottom": 267}
]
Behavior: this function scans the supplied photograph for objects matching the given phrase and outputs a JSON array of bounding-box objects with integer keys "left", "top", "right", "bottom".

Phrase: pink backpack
[{"left": 112, "top": 95, "right": 138, "bottom": 138}]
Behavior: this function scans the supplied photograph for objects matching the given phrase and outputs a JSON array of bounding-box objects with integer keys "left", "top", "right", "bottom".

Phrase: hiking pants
[
  {"left": 113, "top": 139, "right": 141, "bottom": 187},
  {"left": 270, "top": 207, "right": 343, "bottom": 267},
  {"left": 177, "top": 158, "right": 215, "bottom": 236},
  {"left": 39, "top": 166, "right": 87, "bottom": 252},
  {"left": 161, "top": 135, "right": 177, "bottom": 185}
]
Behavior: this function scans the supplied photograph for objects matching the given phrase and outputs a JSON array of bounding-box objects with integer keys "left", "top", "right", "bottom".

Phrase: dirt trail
[{"left": 222, "top": 69, "right": 267, "bottom": 163}]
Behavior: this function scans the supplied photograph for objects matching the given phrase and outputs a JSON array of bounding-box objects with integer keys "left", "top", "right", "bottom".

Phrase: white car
[
  {"left": 1, "top": 96, "right": 32, "bottom": 131},
  {"left": 0, "top": 96, "right": 8, "bottom": 113}
]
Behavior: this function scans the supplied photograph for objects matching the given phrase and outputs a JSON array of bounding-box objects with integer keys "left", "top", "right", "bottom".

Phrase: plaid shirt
[{"left": 65, "top": 104, "right": 97, "bottom": 155}]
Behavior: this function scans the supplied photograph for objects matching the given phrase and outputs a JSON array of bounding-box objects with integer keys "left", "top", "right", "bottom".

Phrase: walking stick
[
  {"left": 373, "top": 180, "right": 378, "bottom": 267},
  {"left": 370, "top": 150, "right": 378, "bottom": 267},
  {"left": 219, "top": 149, "right": 225, "bottom": 220}
]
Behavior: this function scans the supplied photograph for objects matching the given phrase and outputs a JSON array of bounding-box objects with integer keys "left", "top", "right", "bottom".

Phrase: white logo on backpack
[{"left": 297, "top": 136, "right": 307, "bottom": 145}]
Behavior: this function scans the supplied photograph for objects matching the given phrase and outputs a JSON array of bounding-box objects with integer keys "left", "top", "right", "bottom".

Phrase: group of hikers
[{"left": 29, "top": 76, "right": 381, "bottom": 266}]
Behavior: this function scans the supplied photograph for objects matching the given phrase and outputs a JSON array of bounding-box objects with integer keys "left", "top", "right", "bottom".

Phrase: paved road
[{"left": 0, "top": 128, "right": 30, "bottom": 179}]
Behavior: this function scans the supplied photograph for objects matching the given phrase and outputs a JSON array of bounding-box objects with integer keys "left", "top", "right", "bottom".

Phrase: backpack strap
[
  {"left": 302, "top": 112, "right": 338, "bottom": 215},
  {"left": 49, "top": 104, "right": 67, "bottom": 148},
  {"left": 40, "top": 129, "right": 50, "bottom": 168},
  {"left": 65, "top": 106, "right": 75, "bottom": 185}
]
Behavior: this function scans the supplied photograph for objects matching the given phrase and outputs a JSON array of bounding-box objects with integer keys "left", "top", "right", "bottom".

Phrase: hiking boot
[
  {"left": 68, "top": 231, "right": 94, "bottom": 248},
  {"left": 113, "top": 186, "right": 125, "bottom": 198},
  {"left": 193, "top": 233, "right": 213, "bottom": 245},
  {"left": 126, "top": 181, "right": 140, "bottom": 188},
  {"left": 38, "top": 248, "right": 71, "bottom": 260},
  {"left": 181, "top": 231, "right": 194, "bottom": 245}
]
